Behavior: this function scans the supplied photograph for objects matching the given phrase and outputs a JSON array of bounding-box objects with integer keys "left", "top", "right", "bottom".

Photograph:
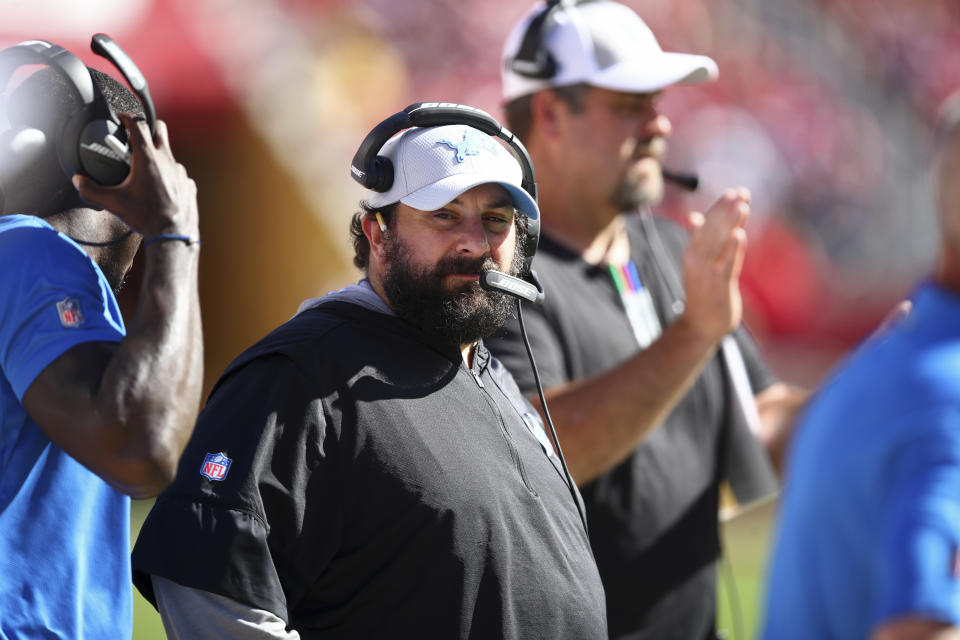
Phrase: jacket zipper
[{"left": 469, "top": 367, "right": 537, "bottom": 496}]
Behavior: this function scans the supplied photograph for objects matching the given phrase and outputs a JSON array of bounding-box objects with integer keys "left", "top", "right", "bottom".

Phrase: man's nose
[
  {"left": 457, "top": 217, "right": 491, "bottom": 255},
  {"left": 640, "top": 113, "right": 672, "bottom": 139}
]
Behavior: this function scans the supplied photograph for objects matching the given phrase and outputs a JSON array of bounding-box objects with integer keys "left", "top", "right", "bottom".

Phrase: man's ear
[
  {"left": 530, "top": 90, "right": 567, "bottom": 140},
  {"left": 361, "top": 213, "right": 389, "bottom": 265}
]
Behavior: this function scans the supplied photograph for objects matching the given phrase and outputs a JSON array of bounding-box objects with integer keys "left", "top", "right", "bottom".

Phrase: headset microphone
[
  {"left": 90, "top": 34, "right": 156, "bottom": 138},
  {"left": 480, "top": 269, "right": 545, "bottom": 305},
  {"left": 662, "top": 168, "right": 699, "bottom": 192}
]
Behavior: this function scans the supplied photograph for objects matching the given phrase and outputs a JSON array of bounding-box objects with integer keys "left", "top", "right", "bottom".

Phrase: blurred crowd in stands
[
  {"left": 70, "top": 0, "right": 950, "bottom": 383},
  {"left": 296, "top": 0, "right": 959, "bottom": 380}
]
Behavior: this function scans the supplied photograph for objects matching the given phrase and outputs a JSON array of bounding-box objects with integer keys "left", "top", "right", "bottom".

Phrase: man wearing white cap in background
[
  {"left": 486, "top": 2, "right": 808, "bottom": 638},
  {"left": 130, "top": 119, "right": 608, "bottom": 638}
]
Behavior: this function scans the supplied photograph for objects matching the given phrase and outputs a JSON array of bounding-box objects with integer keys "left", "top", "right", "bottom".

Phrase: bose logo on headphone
[{"left": 0, "top": 34, "right": 156, "bottom": 212}]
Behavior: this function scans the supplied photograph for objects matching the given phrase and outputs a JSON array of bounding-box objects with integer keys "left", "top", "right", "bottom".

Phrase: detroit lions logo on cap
[
  {"left": 200, "top": 452, "right": 232, "bottom": 481},
  {"left": 436, "top": 129, "right": 499, "bottom": 163}
]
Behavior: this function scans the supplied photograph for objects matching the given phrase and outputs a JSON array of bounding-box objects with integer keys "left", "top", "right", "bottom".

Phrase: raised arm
[
  {"left": 22, "top": 114, "right": 202, "bottom": 498},
  {"left": 530, "top": 189, "right": 751, "bottom": 484}
]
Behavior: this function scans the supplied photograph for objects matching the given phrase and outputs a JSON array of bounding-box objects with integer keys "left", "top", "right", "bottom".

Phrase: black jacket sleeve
[{"left": 132, "top": 353, "right": 343, "bottom": 622}]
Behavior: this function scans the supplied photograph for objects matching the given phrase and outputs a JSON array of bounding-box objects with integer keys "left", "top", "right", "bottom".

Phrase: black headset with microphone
[{"left": 0, "top": 34, "right": 156, "bottom": 213}]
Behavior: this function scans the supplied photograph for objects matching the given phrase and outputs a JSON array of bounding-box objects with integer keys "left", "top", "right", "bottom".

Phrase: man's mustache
[
  {"left": 633, "top": 136, "right": 668, "bottom": 160},
  {"left": 432, "top": 255, "right": 499, "bottom": 279}
]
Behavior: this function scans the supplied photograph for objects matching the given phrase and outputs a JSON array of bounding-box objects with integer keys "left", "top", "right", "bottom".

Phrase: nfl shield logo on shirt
[
  {"left": 56, "top": 297, "right": 84, "bottom": 328},
  {"left": 200, "top": 452, "right": 232, "bottom": 481}
]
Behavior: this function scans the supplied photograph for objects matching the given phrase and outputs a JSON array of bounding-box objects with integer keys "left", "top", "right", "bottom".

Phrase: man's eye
[{"left": 616, "top": 104, "right": 648, "bottom": 117}]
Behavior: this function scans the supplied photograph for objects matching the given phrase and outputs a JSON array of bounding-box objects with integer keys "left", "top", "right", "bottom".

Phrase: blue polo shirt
[
  {"left": 762, "top": 283, "right": 960, "bottom": 639},
  {"left": 0, "top": 215, "right": 130, "bottom": 639}
]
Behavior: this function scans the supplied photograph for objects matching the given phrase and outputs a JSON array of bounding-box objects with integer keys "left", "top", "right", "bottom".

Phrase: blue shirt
[
  {"left": 0, "top": 215, "right": 131, "bottom": 639},
  {"left": 762, "top": 283, "right": 960, "bottom": 639}
]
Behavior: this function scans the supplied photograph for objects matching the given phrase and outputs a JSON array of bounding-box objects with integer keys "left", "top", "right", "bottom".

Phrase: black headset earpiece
[
  {"left": 0, "top": 35, "right": 155, "bottom": 191},
  {"left": 509, "top": 0, "right": 609, "bottom": 79},
  {"left": 350, "top": 102, "right": 540, "bottom": 273},
  {"left": 509, "top": 0, "right": 565, "bottom": 79}
]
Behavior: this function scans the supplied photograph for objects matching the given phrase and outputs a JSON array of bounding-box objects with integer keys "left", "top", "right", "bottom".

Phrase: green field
[
  {"left": 131, "top": 497, "right": 778, "bottom": 639},
  {"left": 131, "top": 500, "right": 164, "bottom": 639},
  {"left": 716, "top": 499, "right": 778, "bottom": 640}
]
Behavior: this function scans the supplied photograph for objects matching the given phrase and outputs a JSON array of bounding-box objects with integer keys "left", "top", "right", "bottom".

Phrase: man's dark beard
[{"left": 382, "top": 234, "right": 525, "bottom": 348}]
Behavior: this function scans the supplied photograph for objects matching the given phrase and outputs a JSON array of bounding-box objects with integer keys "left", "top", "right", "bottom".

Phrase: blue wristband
[{"left": 143, "top": 233, "right": 200, "bottom": 247}]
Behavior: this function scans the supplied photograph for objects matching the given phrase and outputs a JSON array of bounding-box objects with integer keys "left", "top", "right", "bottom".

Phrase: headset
[
  {"left": 508, "top": 0, "right": 575, "bottom": 80},
  {"left": 0, "top": 34, "right": 157, "bottom": 212},
  {"left": 351, "top": 102, "right": 541, "bottom": 278}
]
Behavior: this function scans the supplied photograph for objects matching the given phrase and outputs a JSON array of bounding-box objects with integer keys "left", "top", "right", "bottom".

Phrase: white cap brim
[
  {"left": 401, "top": 173, "right": 539, "bottom": 222},
  {"left": 364, "top": 123, "right": 540, "bottom": 223},
  {"left": 589, "top": 51, "right": 718, "bottom": 94}
]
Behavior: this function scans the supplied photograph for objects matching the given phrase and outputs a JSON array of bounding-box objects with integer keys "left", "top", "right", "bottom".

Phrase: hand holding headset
[{"left": 0, "top": 34, "right": 157, "bottom": 211}]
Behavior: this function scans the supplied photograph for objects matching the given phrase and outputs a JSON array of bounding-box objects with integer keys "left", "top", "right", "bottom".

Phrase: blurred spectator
[{"left": 760, "top": 89, "right": 960, "bottom": 640}]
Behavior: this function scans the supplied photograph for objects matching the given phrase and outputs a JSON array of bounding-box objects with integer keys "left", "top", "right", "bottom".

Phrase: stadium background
[{"left": 3, "top": 0, "right": 958, "bottom": 636}]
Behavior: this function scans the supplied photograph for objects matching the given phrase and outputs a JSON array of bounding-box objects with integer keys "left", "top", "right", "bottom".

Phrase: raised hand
[{"left": 679, "top": 187, "right": 750, "bottom": 343}]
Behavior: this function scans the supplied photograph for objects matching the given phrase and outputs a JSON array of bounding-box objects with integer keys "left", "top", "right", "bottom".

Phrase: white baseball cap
[
  {"left": 502, "top": 0, "right": 718, "bottom": 102},
  {"left": 364, "top": 124, "right": 540, "bottom": 223}
]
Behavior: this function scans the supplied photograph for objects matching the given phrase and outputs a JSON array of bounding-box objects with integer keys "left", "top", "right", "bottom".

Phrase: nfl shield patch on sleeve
[
  {"left": 200, "top": 452, "right": 232, "bottom": 481},
  {"left": 56, "top": 297, "right": 84, "bottom": 328}
]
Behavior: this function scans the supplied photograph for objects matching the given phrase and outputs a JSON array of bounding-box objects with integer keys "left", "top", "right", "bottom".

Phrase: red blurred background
[{"left": 4, "top": 0, "right": 957, "bottom": 390}]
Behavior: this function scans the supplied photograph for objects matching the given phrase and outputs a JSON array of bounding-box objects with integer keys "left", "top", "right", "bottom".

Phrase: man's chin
[
  {"left": 443, "top": 277, "right": 483, "bottom": 295},
  {"left": 615, "top": 176, "right": 663, "bottom": 210}
]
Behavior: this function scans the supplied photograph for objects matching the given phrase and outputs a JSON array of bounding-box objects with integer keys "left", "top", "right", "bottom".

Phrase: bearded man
[{"left": 131, "top": 121, "right": 608, "bottom": 639}]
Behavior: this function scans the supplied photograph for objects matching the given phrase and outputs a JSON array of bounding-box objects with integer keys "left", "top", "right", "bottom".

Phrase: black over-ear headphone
[
  {"left": 508, "top": 0, "right": 570, "bottom": 79},
  {"left": 350, "top": 102, "right": 540, "bottom": 275},
  {"left": 0, "top": 34, "right": 156, "bottom": 209}
]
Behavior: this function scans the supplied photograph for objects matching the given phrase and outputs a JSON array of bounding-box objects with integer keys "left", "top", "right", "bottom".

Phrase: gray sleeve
[
  {"left": 733, "top": 324, "right": 778, "bottom": 393},
  {"left": 152, "top": 575, "right": 302, "bottom": 640}
]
